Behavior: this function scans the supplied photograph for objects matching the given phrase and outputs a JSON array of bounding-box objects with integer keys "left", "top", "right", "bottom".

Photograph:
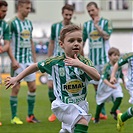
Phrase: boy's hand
[
  {"left": 4, "top": 77, "right": 18, "bottom": 89},
  {"left": 64, "top": 54, "right": 82, "bottom": 67},
  {"left": 110, "top": 77, "right": 117, "bottom": 84}
]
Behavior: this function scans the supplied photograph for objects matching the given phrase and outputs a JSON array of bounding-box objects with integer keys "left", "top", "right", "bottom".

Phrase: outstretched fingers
[
  {"left": 5, "top": 83, "right": 12, "bottom": 90},
  {"left": 4, "top": 76, "right": 11, "bottom": 82},
  {"left": 4, "top": 77, "right": 12, "bottom": 89}
]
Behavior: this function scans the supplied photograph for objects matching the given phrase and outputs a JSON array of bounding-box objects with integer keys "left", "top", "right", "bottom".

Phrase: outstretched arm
[
  {"left": 64, "top": 54, "right": 100, "bottom": 81},
  {"left": 5, "top": 63, "right": 39, "bottom": 89}
]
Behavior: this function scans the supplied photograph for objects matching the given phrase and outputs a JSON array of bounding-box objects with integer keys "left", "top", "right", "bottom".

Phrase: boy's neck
[{"left": 109, "top": 61, "right": 115, "bottom": 66}]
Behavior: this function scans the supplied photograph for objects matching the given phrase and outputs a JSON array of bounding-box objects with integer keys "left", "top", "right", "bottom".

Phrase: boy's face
[
  {"left": 109, "top": 53, "right": 119, "bottom": 64},
  {"left": 60, "top": 31, "right": 83, "bottom": 58}
]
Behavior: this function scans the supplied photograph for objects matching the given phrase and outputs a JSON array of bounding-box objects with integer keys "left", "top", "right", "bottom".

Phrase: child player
[
  {"left": 5, "top": 25, "right": 100, "bottom": 133},
  {"left": 110, "top": 52, "right": 133, "bottom": 132},
  {"left": 93, "top": 47, "right": 125, "bottom": 123}
]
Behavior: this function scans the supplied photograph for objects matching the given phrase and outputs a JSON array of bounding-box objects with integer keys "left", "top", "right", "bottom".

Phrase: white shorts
[
  {"left": 126, "top": 81, "right": 133, "bottom": 104},
  {"left": 96, "top": 80, "right": 123, "bottom": 105},
  {"left": 52, "top": 99, "right": 91, "bottom": 133},
  {"left": 13, "top": 63, "right": 36, "bottom": 82}
]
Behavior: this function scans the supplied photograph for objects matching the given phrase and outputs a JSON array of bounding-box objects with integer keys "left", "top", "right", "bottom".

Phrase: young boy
[
  {"left": 5, "top": 25, "right": 100, "bottom": 133},
  {"left": 47, "top": 4, "right": 74, "bottom": 122},
  {"left": 93, "top": 47, "right": 125, "bottom": 123},
  {"left": 110, "top": 52, "right": 133, "bottom": 131}
]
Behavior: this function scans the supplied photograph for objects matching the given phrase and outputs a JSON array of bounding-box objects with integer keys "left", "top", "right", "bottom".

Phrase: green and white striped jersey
[
  {"left": 0, "top": 20, "right": 10, "bottom": 41},
  {"left": 8, "top": 17, "right": 33, "bottom": 63},
  {"left": 83, "top": 17, "right": 113, "bottom": 66},
  {"left": 101, "top": 62, "right": 123, "bottom": 81},
  {"left": 38, "top": 54, "right": 94, "bottom": 104},
  {"left": 118, "top": 52, "right": 133, "bottom": 82},
  {"left": 50, "top": 21, "right": 72, "bottom": 56}
]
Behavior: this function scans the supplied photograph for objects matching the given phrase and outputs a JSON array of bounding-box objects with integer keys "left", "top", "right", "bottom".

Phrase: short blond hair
[{"left": 60, "top": 25, "right": 82, "bottom": 42}]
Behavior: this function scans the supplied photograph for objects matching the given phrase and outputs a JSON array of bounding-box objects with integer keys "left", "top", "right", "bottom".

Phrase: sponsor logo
[
  {"left": 90, "top": 30, "right": 100, "bottom": 40},
  {"left": 89, "top": 42, "right": 103, "bottom": 48},
  {"left": 64, "top": 94, "right": 85, "bottom": 104},
  {"left": 20, "top": 30, "right": 30, "bottom": 39},
  {"left": 63, "top": 79, "right": 84, "bottom": 94}
]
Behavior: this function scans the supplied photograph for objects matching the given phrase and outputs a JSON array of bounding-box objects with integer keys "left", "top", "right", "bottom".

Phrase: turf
[{"left": 0, "top": 83, "right": 133, "bottom": 133}]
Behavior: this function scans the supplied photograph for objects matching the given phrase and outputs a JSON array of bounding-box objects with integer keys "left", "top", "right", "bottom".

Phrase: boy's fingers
[
  {"left": 4, "top": 77, "right": 11, "bottom": 82},
  {"left": 5, "top": 84, "right": 11, "bottom": 90},
  {"left": 5, "top": 82, "right": 11, "bottom": 87}
]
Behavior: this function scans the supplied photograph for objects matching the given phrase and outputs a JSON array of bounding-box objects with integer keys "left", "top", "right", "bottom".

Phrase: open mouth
[{"left": 72, "top": 48, "right": 79, "bottom": 50}]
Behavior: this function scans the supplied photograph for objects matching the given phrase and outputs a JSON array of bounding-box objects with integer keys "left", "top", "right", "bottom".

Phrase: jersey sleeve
[
  {"left": 118, "top": 53, "right": 131, "bottom": 66},
  {"left": 119, "top": 67, "right": 124, "bottom": 79},
  {"left": 3, "top": 23, "right": 10, "bottom": 41},
  {"left": 82, "top": 22, "right": 88, "bottom": 43},
  {"left": 103, "top": 19, "right": 113, "bottom": 36},
  {"left": 37, "top": 59, "right": 52, "bottom": 75},
  {"left": 50, "top": 24, "right": 56, "bottom": 40}
]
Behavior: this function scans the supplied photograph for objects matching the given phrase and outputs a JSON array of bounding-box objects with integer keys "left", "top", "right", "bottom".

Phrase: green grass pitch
[{"left": 0, "top": 84, "right": 133, "bottom": 133}]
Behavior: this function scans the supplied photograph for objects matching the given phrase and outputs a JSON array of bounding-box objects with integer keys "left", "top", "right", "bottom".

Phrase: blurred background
[{"left": 0, "top": 0, "right": 132, "bottom": 78}]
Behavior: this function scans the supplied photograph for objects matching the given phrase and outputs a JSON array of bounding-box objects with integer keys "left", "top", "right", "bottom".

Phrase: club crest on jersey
[
  {"left": 63, "top": 79, "right": 84, "bottom": 94},
  {"left": 59, "top": 67, "right": 65, "bottom": 77},
  {"left": 20, "top": 30, "right": 30, "bottom": 39},
  {"left": 90, "top": 30, "right": 100, "bottom": 40}
]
